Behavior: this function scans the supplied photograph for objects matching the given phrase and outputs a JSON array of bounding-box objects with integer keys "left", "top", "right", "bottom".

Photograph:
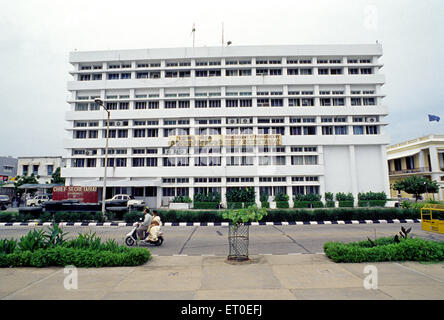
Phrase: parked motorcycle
[{"left": 125, "top": 220, "right": 164, "bottom": 247}]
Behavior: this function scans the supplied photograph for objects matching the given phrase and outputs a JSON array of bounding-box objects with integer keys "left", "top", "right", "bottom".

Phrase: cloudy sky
[{"left": 0, "top": 0, "right": 443, "bottom": 157}]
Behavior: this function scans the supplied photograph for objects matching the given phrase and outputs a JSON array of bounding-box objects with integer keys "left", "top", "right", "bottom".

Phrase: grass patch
[
  {"left": 0, "top": 227, "right": 151, "bottom": 268},
  {"left": 324, "top": 237, "right": 444, "bottom": 263}
]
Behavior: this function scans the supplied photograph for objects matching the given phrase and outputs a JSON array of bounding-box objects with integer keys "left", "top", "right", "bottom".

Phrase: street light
[
  {"left": 94, "top": 98, "right": 110, "bottom": 218},
  {"left": 424, "top": 181, "right": 428, "bottom": 201}
]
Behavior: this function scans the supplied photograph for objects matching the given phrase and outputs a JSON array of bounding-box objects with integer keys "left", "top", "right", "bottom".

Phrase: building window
[
  {"left": 406, "top": 156, "right": 415, "bottom": 170},
  {"left": 322, "top": 126, "right": 333, "bottom": 135},
  {"left": 353, "top": 126, "right": 364, "bottom": 135},
  {"left": 394, "top": 158, "right": 402, "bottom": 171},
  {"left": 366, "top": 125, "right": 378, "bottom": 135},
  {"left": 335, "top": 126, "right": 348, "bottom": 135}
]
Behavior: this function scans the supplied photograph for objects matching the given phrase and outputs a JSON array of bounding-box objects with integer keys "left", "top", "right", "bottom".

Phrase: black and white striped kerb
[{"left": 0, "top": 219, "right": 422, "bottom": 227}]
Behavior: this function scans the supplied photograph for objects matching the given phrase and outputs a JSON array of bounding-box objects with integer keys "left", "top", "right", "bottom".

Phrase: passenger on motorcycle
[
  {"left": 137, "top": 207, "right": 152, "bottom": 240},
  {"left": 148, "top": 210, "right": 162, "bottom": 241}
]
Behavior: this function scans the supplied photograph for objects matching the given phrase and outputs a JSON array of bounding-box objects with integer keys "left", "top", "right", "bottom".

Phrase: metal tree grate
[{"left": 228, "top": 224, "right": 249, "bottom": 261}]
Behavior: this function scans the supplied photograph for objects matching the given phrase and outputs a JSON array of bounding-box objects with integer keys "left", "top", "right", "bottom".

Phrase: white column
[
  {"left": 348, "top": 145, "right": 359, "bottom": 204},
  {"left": 380, "top": 145, "right": 391, "bottom": 196},
  {"left": 156, "top": 187, "right": 162, "bottom": 208}
]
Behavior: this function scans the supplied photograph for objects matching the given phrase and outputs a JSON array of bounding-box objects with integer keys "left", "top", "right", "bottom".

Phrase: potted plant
[
  {"left": 169, "top": 195, "right": 192, "bottom": 209},
  {"left": 260, "top": 192, "right": 269, "bottom": 208},
  {"left": 325, "top": 192, "right": 335, "bottom": 208},
  {"left": 222, "top": 204, "right": 267, "bottom": 261},
  {"left": 274, "top": 192, "right": 289, "bottom": 208},
  {"left": 193, "top": 192, "right": 221, "bottom": 209}
]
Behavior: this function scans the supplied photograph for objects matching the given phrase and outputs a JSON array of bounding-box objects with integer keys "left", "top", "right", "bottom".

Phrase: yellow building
[{"left": 387, "top": 134, "right": 444, "bottom": 200}]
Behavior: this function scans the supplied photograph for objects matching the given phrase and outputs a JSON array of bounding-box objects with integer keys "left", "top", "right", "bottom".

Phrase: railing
[
  {"left": 389, "top": 167, "right": 430, "bottom": 175},
  {"left": 387, "top": 134, "right": 444, "bottom": 150}
]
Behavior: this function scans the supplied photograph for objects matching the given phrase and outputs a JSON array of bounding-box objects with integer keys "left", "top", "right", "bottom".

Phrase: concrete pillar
[
  {"left": 156, "top": 187, "right": 162, "bottom": 208},
  {"left": 380, "top": 145, "right": 391, "bottom": 196},
  {"left": 348, "top": 145, "right": 359, "bottom": 205}
]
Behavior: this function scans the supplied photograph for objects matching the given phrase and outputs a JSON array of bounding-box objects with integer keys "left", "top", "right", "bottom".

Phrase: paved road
[{"left": 1, "top": 222, "right": 443, "bottom": 256}]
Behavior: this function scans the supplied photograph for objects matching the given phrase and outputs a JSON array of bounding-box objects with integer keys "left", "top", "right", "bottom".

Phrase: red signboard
[{"left": 52, "top": 186, "right": 98, "bottom": 203}]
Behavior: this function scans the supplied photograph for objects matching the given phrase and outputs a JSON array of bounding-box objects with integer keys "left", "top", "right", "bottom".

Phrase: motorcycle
[{"left": 125, "top": 219, "right": 164, "bottom": 247}]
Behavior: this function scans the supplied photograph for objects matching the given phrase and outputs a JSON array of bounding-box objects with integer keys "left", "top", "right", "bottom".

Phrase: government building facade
[{"left": 62, "top": 44, "right": 390, "bottom": 208}]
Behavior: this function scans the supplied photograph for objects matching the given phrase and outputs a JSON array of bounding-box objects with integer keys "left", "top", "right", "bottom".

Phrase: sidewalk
[{"left": 1, "top": 254, "right": 443, "bottom": 300}]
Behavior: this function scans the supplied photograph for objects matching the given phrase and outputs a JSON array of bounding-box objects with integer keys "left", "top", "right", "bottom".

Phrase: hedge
[
  {"left": 324, "top": 237, "right": 444, "bottom": 263},
  {"left": 358, "top": 200, "right": 387, "bottom": 207},
  {"left": 276, "top": 201, "right": 290, "bottom": 209},
  {"left": 326, "top": 201, "right": 336, "bottom": 208},
  {"left": 261, "top": 201, "right": 270, "bottom": 209},
  {"left": 0, "top": 246, "right": 151, "bottom": 268},
  {"left": 193, "top": 202, "right": 220, "bottom": 209},
  {"left": 338, "top": 201, "right": 354, "bottom": 208},
  {"left": 227, "top": 202, "right": 256, "bottom": 209},
  {"left": 1, "top": 207, "right": 421, "bottom": 223},
  {"left": 293, "top": 201, "right": 324, "bottom": 208}
]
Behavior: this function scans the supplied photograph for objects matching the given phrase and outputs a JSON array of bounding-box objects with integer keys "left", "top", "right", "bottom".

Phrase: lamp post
[
  {"left": 424, "top": 181, "right": 428, "bottom": 201},
  {"left": 94, "top": 98, "right": 110, "bottom": 218}
]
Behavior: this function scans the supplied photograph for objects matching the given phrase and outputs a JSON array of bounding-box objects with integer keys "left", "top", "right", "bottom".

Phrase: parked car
[
  {"left": 0, "top": 195, "right": 10, "bottom": 209},
  {"left": 105, "top": 194, "right": 145, "bottom": 208},
  {"left": 26, "top": 195, "right": 51, "bottom": 206}
]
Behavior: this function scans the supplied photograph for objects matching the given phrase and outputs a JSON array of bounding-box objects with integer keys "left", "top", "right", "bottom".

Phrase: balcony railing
[{"left": 389, "top": 167, "right": 430, "bottom": 175}]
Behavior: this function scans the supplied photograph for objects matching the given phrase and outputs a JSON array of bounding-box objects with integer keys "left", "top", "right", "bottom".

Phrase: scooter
[{"left": 125, "top": 220, "right": 164, "bottom": 247}]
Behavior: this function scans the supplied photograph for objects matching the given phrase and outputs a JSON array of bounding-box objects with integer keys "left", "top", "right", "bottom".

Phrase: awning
[
  {"left": 18, "top": 184, "right": 64, "bottom": 189},
  {"left": 387, "top": 149, "right": 419, "bottom": 160}
]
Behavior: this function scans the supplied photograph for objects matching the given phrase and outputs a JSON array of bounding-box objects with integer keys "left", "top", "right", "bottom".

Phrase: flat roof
[{"left": 70, "top": 44, "right": 383, "bottom": 63}]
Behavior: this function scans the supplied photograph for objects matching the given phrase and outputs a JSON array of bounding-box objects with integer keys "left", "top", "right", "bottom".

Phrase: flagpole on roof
[{"left": 191, "top": 23, "right": 196, "bottom": 48}]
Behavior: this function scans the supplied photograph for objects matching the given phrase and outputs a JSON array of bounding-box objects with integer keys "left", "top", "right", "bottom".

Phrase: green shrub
[
  {"left": 274, "top": 192, "right": 289, "bottom": 202},
  {"left": 293, "top": 201, "right": 324, "bottom": 208},
  {"left": 261, "top": 201, "right": 270, "bottom": 209},
  {"left": 0, "top": 246, "right": 150, "bottom": 268},
  {"left": 336, "top": 192, "right": 354, "bottom": 202},
  {"left": 276, "top": 201, "right": 289, "bottom": 208},
  {"left": 326, "top": 201, "right": 335, "bottom": 208},
  {"left": 227, "top": 202, "right": 243, "bottom": 209},
  {"left": 194, "top": 191, "right": 221, "bottom": 203},
  {"left": 324, "top": 192, "right": 334, "bottom": 202},
  {"left": 193, "top": 202, "right": 219, "bottom": 209},
  {"left": 226, "top": 187, "right": 255, "bottom": 203},
  {"left": 260, "top": 192, "right": 269, "bottom": 203},
  {"left": 324, "top": 237, "right": 444, "bottom": 263},
  {"left": 0, "top": 211, "right": 18, "bottom": 222},
  {"left": 358, "top": 191, "right": 387, "bottom": 201},
  {"left": 358, "top": 200, "right": 387, "bottom": 207},
  {"left": 17, "top": 230, "right": 47, "bottom": 252},
  {"left": 338, "top": 200, "right": 354, "bottom": 208},
  {"left": 172, "top": 195, "right": 192, "bottom": 203},
  {"left": 39, "top": 212, "right": 53, "bottom": 223},
  {"left": 0, "top": 228, "right": 151, "bottom": 268},
  {"left": 0, "top": 238, "right": 17, "bottom": 254},
  {"left": 222, "top": 204, "right": 267, "bottom": 226},
  {"left": 123, "top": 211, "right": 144, "bottom": 223}
]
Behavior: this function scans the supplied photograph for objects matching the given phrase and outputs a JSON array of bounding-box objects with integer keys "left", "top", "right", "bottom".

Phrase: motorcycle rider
[
  {"left": 137, "top": 206, "right": 153, "bottom": 240},
  {"left": 148, "top": 210, "right": 162, "bottom": 242}
]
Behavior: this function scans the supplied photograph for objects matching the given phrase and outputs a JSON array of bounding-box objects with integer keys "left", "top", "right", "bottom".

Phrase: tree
[
  {"left": 392, "top": 176, "right": 440, "bottom": 201},
  {"left": 50, "top": 167, "right": 65, "bottom": 184},
  {"left": 14, "top": 173, "right": 39, "bottom": 199}
]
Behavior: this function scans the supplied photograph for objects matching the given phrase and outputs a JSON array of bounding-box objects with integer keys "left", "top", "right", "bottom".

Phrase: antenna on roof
[
  {"left": 222, "top": 22, "right": 224, "bottom": 46},
  {"left": 191, "top": 23, "right": 196, "bottom": 48}
]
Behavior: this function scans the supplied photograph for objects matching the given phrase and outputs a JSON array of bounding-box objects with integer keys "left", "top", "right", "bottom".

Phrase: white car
[
  {"left": 26, "top": 195, "right": 50, "bottom": 206},
  {"left": 106, "top": 194, "right": 145, "bottom": 208}
]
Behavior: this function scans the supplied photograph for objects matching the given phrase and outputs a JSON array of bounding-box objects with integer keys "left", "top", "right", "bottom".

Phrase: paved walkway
[{"left": 1, "top": 254, "right": 443, "bottom": 300}]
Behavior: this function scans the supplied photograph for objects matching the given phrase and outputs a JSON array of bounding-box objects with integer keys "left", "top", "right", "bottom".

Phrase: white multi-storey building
[{"left": 63, "top": 44, "right": 390, "bottom": 208}]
